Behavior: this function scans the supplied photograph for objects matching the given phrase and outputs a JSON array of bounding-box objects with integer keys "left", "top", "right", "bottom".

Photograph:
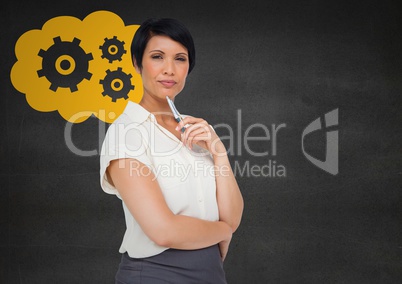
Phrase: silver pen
[{"left": 166, "top": 96, "right": 186, "bottom": 133}]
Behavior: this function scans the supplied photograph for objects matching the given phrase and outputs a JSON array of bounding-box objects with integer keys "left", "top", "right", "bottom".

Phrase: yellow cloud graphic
[{"left": 10, "top": 10, "right": 142, "bottom": 123}]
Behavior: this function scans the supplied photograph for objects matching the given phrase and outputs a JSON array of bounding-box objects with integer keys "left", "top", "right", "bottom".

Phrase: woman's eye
[
  {"left": 151, "top": 55, "right": 163, "bottom": 59},
  {"left": 176, "top": 57, "right": 187, "bottom": 62}
]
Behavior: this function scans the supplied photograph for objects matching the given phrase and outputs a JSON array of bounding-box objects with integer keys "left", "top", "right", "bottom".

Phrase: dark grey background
[{"left": 1, "top": 0, "right": 401, "bottom": 283}]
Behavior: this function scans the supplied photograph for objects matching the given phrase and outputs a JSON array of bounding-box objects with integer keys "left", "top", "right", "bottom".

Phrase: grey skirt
[{"left": 115, "top": 244, "right": 227, "bottom": 284}]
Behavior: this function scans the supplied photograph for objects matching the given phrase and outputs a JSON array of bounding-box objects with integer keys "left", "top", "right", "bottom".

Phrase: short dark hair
[{"left": 131, "top": 18, "right": 196, "bottom": 74}]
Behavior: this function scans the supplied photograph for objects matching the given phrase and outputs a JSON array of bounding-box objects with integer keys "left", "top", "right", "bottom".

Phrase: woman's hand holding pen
[{"left": 176, "top": 116, "right": 226, "bottom": 156}]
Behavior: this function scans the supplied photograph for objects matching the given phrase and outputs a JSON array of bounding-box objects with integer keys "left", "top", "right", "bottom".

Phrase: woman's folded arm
[{"left": 107, "top": 158, "right": 232, "bottom": 249}]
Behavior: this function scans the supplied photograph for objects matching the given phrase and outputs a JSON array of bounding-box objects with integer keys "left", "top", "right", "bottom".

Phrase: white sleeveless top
[{"left": 99, "top": 101, "right": 219, "bottom": 258}]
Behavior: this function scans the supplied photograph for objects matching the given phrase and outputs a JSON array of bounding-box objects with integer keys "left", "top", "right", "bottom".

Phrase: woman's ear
[{"left": 133, "top": 59, "right": 141, "bottom": 74}]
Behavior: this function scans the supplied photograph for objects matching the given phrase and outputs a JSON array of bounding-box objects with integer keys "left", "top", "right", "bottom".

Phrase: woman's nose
[{"left": 163, "top": 59, "right": 175, "bottom": 75}]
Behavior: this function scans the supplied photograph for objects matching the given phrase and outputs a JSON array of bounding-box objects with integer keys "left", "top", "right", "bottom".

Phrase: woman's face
[{"left": 135, "top": 35, "right": 190, "bottom": 101}]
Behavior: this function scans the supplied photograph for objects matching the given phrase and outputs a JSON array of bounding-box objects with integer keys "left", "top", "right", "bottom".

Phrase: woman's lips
[{"left": 158, "top": 80, "right": 176, "bottom": 87}]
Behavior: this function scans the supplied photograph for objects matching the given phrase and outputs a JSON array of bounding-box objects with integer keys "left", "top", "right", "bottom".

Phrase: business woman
[{"left": 100, "top": 17, "right": 243, "bottom": 283}]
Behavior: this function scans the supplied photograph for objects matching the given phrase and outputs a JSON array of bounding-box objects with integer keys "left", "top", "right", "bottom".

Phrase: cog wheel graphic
[
  {"left": 99, "top": 67, "right": 134, "bottom": 102},
  {"left": 99, "top": 36, "right": 127, "bottom": 63},
  {"left": 37, "top": 36, "right": 93, "bottom": 92}
]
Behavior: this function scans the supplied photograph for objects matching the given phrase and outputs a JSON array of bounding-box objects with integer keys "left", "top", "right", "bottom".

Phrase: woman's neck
[{"left": 139, "top": 94, "right": 176, "bottom": 125}]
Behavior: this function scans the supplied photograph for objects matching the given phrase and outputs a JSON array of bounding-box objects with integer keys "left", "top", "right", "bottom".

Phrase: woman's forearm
[
  {"left": 212, "top": 142, "right": 244, "bottom": 232},
  {"left": 158, "top": 217, "right": 232, "bottom": 250}
]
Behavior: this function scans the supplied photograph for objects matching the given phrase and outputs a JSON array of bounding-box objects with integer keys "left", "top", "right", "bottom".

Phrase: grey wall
[{"left": 1, "top": 0, "right": 401, "bottom": 283}]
